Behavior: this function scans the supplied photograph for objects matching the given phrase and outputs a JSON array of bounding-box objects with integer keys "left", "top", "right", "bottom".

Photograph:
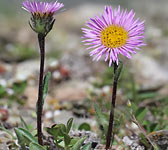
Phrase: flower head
[
  {"left": 82, "top": 6, "right": 145, "bottom": 66},
  {"left": 22, "top": 0, "right": 64, "bottom": 35}
]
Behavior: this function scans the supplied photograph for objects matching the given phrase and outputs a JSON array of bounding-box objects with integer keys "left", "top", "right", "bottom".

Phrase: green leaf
[
  {"left": 14, "top": 128, "right": 37, "bottom": 146},
  {"left": 45, "top": 126, "right": 61, "bottom": 140},
  {"left": 66, "top": 118, "right": 73, "bottom": 133},
  {"left": 42, "top": 72, "right": 51, "bottom": 107},
  {"left": 12, "top": 81, "right": 27, "bottom": 94},
  {"left": 57, "top": 140, "right": 65, "bottom": 148},
  {"left": 135, "top": 107, "right": 147, "bottom": 123},
  {"left": 14, "top": 128, "right": 27, "bottom": 149},
  {"left": 138, "top": 92, "right": 158, "bottom": 101},
  {"left": 143, "top": 120, "right": 151, "bottom": 131},
  {"left": 165, "top": 108, "right": 168, "bottom": 116},
  {"left": 114, "top": 61, "right": 123, "bottom": 81},
  {"left": 29, "top": 142, "right": 46, "bottom": 150},
  {"left": 20, "top": 116, "right": 29, "bottom": 130},
  {"left": 0, "top": 126, "right": 15, "bottom": 139},
  {"left": 59, "top": 124, "right": 67, "bottom": 136},
  {"left": 94, "top": 103, "right": 108, "bottom": 132},
  {"left": 71, "top": 137, "right": 86, "bottom": 150},
  {"left": 69, "top": 138, "right": 79, "bottom": 146},
  {"left": 78, "top": 123, "right": 91, "bottom": 131},
  {"left": 149, "top": 123, "right": 159, "bottom": 132},
  {"left": 45, "top": 124, "right": 66, "bottom": 140},
  {"left": 131, "top": 102, "right": 137, "bottom": 113},
  {"left": 0, "top": 85, "right": 6, "bottom": 98},
  {"left": 82, "top": 143, "right": 91, "bottom": 150},
  {"left": 64, "top": 134, "right": 71, "bottom": 146},
  {"left": 139, "top": 133, "right": 150, "bottom": 148}
]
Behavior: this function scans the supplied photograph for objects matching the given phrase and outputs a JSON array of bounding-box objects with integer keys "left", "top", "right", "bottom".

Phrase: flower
[
  {"left": 22, "top": 0, "right": 64, "bottom": 35},
  {"left": 22, "top": 0, "right": 64, "bottom": 15},
  {"left": 82, "top": 6, "right": 145, "bottom": 66}
]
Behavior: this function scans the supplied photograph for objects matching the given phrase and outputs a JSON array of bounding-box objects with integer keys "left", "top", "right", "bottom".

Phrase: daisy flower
[
  {"left": 22, "top": 0, "right": 64, "bottom": 35},
  {"left": 22, "top": 0, "right": 64, "bottom": 16},
  {"left": 82, "top": 6, "right": 145, "bottom": 66}
]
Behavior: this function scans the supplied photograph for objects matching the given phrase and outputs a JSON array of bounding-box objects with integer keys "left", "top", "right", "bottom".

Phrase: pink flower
[
  {"left": 22, "top": 0, "right": 64, "bottom": 35},
  {"left": 22, "top": 0, "right": 64, "bottom": 16},
  {"left": 82, "top": 6, "right": 145, "bottom": 66}
]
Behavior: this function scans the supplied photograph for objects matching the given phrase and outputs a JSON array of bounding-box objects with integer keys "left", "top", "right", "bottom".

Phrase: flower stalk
[
  {"left": 106, "top": 61, "right": 123, "bottom": 149},
  {"left": 82, "top": 5, "right": 145, "bottom": 149},
  {"left": 37, "top": 33, "right": 45, "bottom": 145},
  {"left": 22, "top": 0, "right": 64, "bottom": 145}
]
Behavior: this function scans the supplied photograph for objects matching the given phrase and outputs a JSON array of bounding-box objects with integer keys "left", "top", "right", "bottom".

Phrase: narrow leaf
[
  {"left": 60, "top": 124, "right": 67, "bottom": 136},
  {"left": 70, "top": 138, "right": 79, "bottom": 146},
  {"left": 45, "top": 126, "right": 61, "bottom": 140},
  {"left": 135, "top": 107, "right": 147, "bottom": 123},
  {"left": 29, "top": 142, "right": 46, "bottom": 150},
  {"left": 42, "top": 72, "right": 51, "bottom": 106},
  {"left": 64, "top": 134, "right": 71, "bottom": 146},
  {"left": 0, "top": 126, "right": 15, "bottom": 139},
  {"left": 14, "top": 128, "right": 37, "bottom": 145},
  {"left": 20, "top": 116, "right": 29, "bottom": 130},
  {"left": 114, "top": 61, "right": 123, "bottom": 81},
  {"left": 94, "top": 103, "right": 108, "bottom": 131},
  {"left": 67, "top": 118, "right": 73, "bottom": 133},
  {"left": 14, "top": 128, "right": 27, "bottom": 149},
  {"left": 71, "top": 137, "right": 86, "bottom": 150},
  {"left": 82, "top": 143, "right": 91, "bottom": 150}
]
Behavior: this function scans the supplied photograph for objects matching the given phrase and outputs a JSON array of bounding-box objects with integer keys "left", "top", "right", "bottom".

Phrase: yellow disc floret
[{"left": 101, "top": 25, "right": 128, "bottom": 48}]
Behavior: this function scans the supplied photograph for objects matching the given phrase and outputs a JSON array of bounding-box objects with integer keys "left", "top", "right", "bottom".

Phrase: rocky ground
[{"left": 0, "top": 1, "right": 168, "bottom": 150}]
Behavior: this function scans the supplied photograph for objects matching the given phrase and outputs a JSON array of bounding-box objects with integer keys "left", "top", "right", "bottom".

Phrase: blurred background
[
  {"left": 0, "top": 0, "right": 168, "bottom": 149},
  {"left": 0, "top": 0, "right": 168, "bottom": 84}
]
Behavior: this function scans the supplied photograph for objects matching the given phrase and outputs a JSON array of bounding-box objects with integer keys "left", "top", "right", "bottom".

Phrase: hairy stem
[
  {"left": 106, "top": 62, "right": 118, "bottom": 149},
  {"left": 37, "top": 34, "right": 45, "bottom": 145}
]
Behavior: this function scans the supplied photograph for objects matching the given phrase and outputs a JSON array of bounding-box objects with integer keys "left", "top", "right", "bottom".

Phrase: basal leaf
[
  {"left": 94, "top": 103, "right": 108, "bottom": 132},
  {"left": 29, "top": 142, "right": 46, "bottom": 150},
  {"left": 82, "top": 143, "right": 91, "bottom": 150},
  {"left": 64, "top": 134, "right": 71, "bottom": 147},
  {"left": 78, "top": 123, "right": 91, "bottom": 131},
  {"left": 14, "top": 127, "right": 37, "bottom": 146},
  {"left": 135, "top": 107, "right": 147, "bottom": 123},
  {"left": 67, "top": 118, "right": 73, "bottom": 133},
  {"left": 71, "top": 137, "right": 86, "bottom": 150},
  {"left": 20, "top": 116, "right": 29, "bottom": 130}
]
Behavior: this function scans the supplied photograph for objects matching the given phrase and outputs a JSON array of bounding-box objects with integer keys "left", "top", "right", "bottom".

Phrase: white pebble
[
  {"left": 54, "top": 110, "right": 61, "bottom": 116},
  {"left": 45, "top": 111, "right": 53, "bottom": 119},
  {"left": 123, "top": 136, "right": 133, "bottom": 146},
  {"left": 102, "top": 86, "right": 110, "bottom": 94}
]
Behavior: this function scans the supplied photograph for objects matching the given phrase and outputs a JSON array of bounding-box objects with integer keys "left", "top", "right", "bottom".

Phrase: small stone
[
  {"left": 15, "top": 73, "right": 27, "bottom": 81},
  {"left": 47, "top": 99, "right": 60, "bottom": 110},
  {"left": 52, "top": 71, "right": 62, "bottom": 81},
  {"left": 54, "top": 110, "right": 61, "bottom": 116},
  {"left": 59, "top": 66, "right": 69, "bottom": 78},
  {"left": 6, "top": 88, "right": 14, "bottom": 95},
  {"left": 0, "top": 79, "right": 7, "bottom": 87},
  {"left": 15, "top": 60, "right": 39, "bottom": 82},
  {"left": 102, "top": 86, "right": 110, "bottom": 94},
  {"left": 94, "top": 88, "right": 101, "bottom": 95},
  {"left": 48, "top": 60, "right": 59, "bottom": 70},
  {"left": 123, "top": 136, "right": 133, "bottom": 146},
  {"left": 0, "top": 108, "right": 8, "bottom": 122},
  {"left": 45, "top": 111, "right": 53, "bottom": 119},
  {"left": 0, "top": 64, "right": 7, "bottom": 74},
  {"left": 24, "top": 86, "right": 38, "bottom": 108}
]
